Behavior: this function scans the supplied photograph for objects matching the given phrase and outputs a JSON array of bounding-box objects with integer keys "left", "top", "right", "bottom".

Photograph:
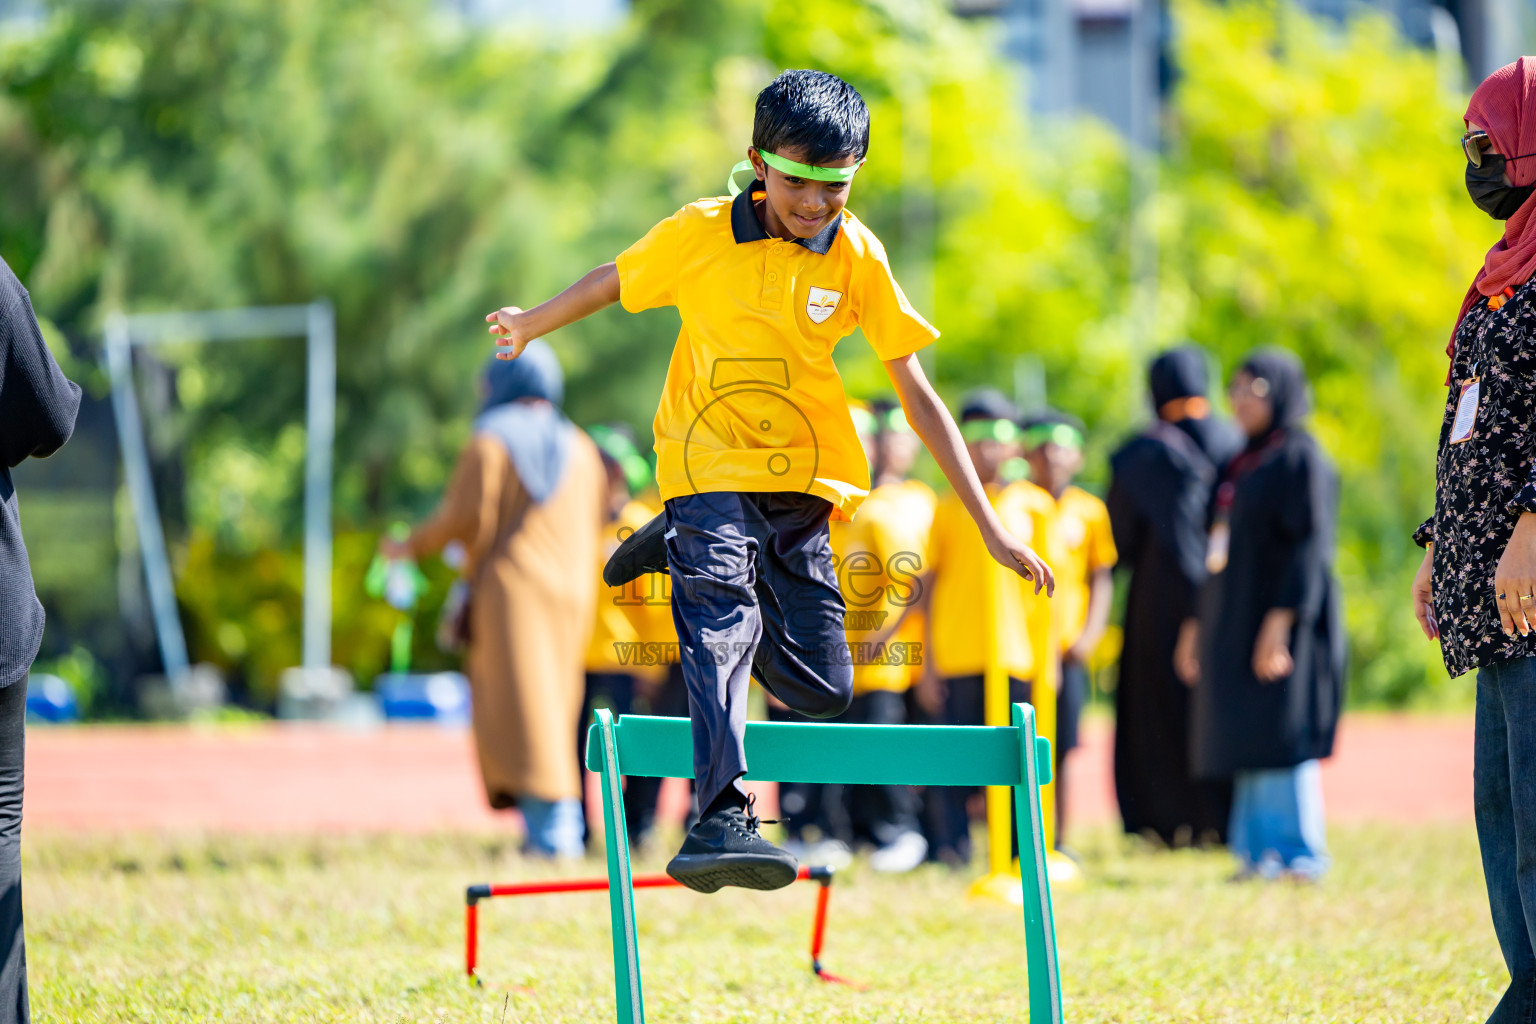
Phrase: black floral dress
[{"left": 1417, "top": 281, "right": 1536, "bottom": 676}]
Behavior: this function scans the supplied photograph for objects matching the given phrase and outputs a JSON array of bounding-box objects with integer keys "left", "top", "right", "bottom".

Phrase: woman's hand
[
  {"left": 1412, "top": 545, "right": 1438, "bottom": 640},
  {"left": 1494, "top": 513, "right": 1536, "bottom": 636},
  {"left": 1174, "top": 619, "right": 1200, "bottom": 687},
  {"left": 1252, "top": 608, "right": 1296, "bottom": 683},
  {"left": 485, "top": 305, "right": 531, "bottom": 360}
]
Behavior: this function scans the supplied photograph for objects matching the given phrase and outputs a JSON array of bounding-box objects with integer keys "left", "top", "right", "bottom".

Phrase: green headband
[
  {"left": 1023, "top": 422, "right": 1085, "bottom": 451},
  {"left": 589, "top": 426, "right": 654, "bottom": 494},
  {"left": 728, "top": 150, "right": 864, "bottom": 196},
  {"left": 849, "top": 405, "right": 911, "bottom": 437},
  {"left": 880, "top": 407, "right": 911, "bottom": 434},
  {"left": 961, "top": 418, "right": 1020, "bottom": 445}
]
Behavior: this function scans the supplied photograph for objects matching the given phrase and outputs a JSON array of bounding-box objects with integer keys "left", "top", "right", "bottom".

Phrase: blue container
[
  {"left": 374, "top": 672, "right": 471, "bottom": 725},
  {"left": 26, "top": 673, "right": 78, "bottom": 724}
]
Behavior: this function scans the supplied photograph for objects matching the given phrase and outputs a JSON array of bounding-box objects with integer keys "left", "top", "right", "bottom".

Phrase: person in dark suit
[{"left": 0, "top": 255, "right": 81, "bottom": 1024}]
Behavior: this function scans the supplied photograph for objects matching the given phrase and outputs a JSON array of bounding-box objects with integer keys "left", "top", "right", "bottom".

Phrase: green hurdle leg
[
  {"left": 1012, "top": 702, "right": 1063, "bottom": 1023},
  {"left": 594, "top": 709, "right": 646, "bottom": 1024}
]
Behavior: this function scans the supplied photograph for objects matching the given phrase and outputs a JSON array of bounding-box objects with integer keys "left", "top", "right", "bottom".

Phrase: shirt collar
[{"left": 729, "top": 182, "right": 842, "bottom": 255}]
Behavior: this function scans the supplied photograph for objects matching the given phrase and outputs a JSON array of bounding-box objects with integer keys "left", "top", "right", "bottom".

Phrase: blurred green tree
[
  {"left": 1151, "top": 0, "right": 1489, "bottom": 705},
  {"left": 0, "top": 0, "right": 1489, "bottom": 706}
]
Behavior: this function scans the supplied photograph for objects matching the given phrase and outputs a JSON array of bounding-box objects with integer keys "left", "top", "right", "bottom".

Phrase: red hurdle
[{"left": 465, "top": 863, "right": 848, "bottom": 984}]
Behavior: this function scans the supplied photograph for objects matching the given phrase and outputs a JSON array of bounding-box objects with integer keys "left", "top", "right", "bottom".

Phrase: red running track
[{"left": 21, "top": 715, "right": 1474, "bottom": 834}]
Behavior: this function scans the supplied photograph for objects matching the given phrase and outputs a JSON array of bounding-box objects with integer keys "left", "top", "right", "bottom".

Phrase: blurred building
[
  {"left": 956, "top": 0, "right": 1530, "bottom": 140},
  {"left": 0, "top": 0, "right": 37, "bottom": 19},
  {"left": 442, "top": 0, "right": 626, "bottom": 28}
]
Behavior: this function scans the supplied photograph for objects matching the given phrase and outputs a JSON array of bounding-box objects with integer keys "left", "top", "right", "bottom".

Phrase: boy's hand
[
  {"left": 986, "top": 530, "right": 1055, "bottom": 596},
  {"left": 485, "top": 305, "right": 532, "bottom": 360}
]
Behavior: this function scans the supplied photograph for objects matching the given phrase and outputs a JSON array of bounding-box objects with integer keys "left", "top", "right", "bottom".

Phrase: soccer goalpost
[{"left": 103, "top": 302, "right": 336, "bottom": 681}]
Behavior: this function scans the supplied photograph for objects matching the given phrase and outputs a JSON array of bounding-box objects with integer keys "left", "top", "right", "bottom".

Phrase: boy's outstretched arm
[
  {"left": 884, "top": 352, "right": 1055, "bottom": 595},
  {"left": 485, "top": 262, "right": 620, "bottom": 359}
]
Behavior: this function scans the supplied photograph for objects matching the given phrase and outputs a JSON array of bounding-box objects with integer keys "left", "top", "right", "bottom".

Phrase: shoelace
[{"left": 742, "top": 792, "right": 783, "bottom": 832}]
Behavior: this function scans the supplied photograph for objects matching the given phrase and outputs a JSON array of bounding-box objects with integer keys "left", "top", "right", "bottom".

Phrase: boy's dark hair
[
  {"left": 866, "top": 396, "right": 899, "bottom": 428},
  {"left": 959, "top": 388, "right": 1018, "bottom": 423},
  {"left": 753, "top": 69, "right": 870, "bottom": 166}
]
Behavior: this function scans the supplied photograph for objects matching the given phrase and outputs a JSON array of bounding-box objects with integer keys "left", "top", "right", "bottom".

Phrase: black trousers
[
  {"left": 665, "top": 492, "right": 853, "bottom": 814},
  {"left": 924, "top": 674, "right": 1031, "bottom": 864},
  {"left": 0, "top": 681, "right": 27, "bottom": 1024}
]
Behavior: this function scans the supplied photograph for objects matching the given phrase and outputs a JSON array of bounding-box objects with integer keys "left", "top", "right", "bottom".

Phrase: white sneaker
[
  {"left": 869, "top": 831, "right": 928, "bottom": 873},
  {"left": 805, "top": 838, "right": 853, "bottom": 869}
]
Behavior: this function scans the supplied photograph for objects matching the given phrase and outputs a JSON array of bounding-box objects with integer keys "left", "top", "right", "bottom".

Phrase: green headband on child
[
  {"left": 589, "top": 425, "right": 655, "bottom": 494},
  {"left": 1022, "top": 422, "right": 1085, "bottom": 451},
  {"left": 960, "top": 418, "right": 1020, "bottom": 444},
  {"left": 850, "top": 404, "right": 912, "bottom": 437},
  {"left": 728, "top": 149, "right": 864, "bottom": 196}
]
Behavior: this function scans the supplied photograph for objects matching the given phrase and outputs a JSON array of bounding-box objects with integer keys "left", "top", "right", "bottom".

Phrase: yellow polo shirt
[
  {"left": 830, "top": 479, "right": 935, "bottom": 694},
  {"left": 586, "top": 499, "right": 676, "bottom": 672},
  {"left": 616, "top": 190, "right": 939, "bottom": 521},
  {"left": 926, "top": 484, "right": 1047, "bottom": 680},
  {"left": 1043, "top": 485, "right": 1117, "bottom": 651}
]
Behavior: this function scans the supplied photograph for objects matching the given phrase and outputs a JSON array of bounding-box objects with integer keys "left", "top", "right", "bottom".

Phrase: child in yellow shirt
[
  {"left": 486, "top": 72, "right": 1053, "bottom": 892},
  {"left": 1021, "top": 410, "right": 1117, "bottom": 845},
  {"left": 829, "top": 401, "right": 935, "bottom": 870},
  {"left": 918, "top": 390, "right": 1044, "bottom": 864},
  {"left": 581, "top": 425, "right": 681, "bottom": 850}
]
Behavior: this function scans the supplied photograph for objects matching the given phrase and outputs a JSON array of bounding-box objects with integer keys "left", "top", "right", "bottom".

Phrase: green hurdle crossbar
[{"left": 583, "top": 702, "right": 1062, "bottom": 1023}]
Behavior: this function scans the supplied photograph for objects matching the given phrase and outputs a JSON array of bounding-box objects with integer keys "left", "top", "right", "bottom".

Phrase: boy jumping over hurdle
[{"left": 486, "top": 69, "right": 1053, "bottom": 894}]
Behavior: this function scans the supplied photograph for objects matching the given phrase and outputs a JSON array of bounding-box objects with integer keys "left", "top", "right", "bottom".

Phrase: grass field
[{"left": 24, "top": 822, "right": 1502, "bottom": 1022}]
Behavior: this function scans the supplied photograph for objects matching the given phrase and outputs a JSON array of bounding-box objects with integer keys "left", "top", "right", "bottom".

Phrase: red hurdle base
[{"left": 465, "top": 863, "right": 854, "bottom": 986}]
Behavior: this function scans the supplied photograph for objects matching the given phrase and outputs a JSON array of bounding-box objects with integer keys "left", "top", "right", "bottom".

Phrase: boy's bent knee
[{"left": 787, "top": 664, "right": 853, "bottom": 719}]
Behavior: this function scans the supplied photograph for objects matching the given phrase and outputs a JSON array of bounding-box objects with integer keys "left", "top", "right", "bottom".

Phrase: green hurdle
[{"left": 583, "top": 702, "right": 1062, "bottom": 1023}]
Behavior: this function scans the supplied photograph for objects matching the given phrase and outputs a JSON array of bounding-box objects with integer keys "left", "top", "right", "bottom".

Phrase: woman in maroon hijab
[{"left": 1412, "top": 57, "right": 1536, "bottom": 1024}]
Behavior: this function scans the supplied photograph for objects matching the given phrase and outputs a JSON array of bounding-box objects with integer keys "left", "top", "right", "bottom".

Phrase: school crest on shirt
[{"left": 807, "top": 286, "right": 842, "bottom": 324}]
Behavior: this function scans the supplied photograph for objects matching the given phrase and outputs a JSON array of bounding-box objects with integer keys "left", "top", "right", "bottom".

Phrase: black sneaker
[
  {"left": 602, "top": 511, "right": 669, "bottom": 587},
  {"left": 665, "top": 794, "right": 799, "bottom": 894}
]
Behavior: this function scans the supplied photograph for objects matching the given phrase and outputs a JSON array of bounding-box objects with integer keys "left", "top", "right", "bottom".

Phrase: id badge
[
  {"left": 1449, "top": 376, "right": 1481, "bottom": 445},
  {"left": 1205, "top": 522, "right": 1230, "bottom": 574}
]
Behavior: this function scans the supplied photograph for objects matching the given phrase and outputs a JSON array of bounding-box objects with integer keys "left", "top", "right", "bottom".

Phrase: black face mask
[{"left": 1467, "top": 154, "right": 1536, "bottom": 219}]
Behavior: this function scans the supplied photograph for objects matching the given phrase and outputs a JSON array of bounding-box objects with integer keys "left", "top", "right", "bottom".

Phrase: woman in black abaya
[
  {"left": 1180, "top": 349, "right": 1344, "bottom": 881},
  {"left": 1107, "top": 346, "right": 1239, "bottom": 845}
]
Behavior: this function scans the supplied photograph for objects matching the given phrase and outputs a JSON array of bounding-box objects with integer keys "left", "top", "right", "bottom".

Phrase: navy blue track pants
[{"left": 664, "top": 492, "right": 853, "bottom": 813}]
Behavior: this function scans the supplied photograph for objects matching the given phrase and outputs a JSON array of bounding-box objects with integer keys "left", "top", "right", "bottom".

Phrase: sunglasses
[
  {"left": 1463, "top": 129, "right": 1536, "bottom": 168},
  {"left": 1228, "top": 375, "right": 1271, "bottom": 399}
]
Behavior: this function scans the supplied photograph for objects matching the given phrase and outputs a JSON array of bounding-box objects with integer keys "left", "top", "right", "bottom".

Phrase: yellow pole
[
  {"left": 970, "top": 490, "right": 1076, "bottom": 903},
  {"left": 970, "top": 538, "right": 1023, "bottom": 902},
  {"left": 983, "top": 552, "right": 1012, "bottom": 876},
  {"left": 1030, "top": 583, "right": 1058, "bottom": 855}
]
